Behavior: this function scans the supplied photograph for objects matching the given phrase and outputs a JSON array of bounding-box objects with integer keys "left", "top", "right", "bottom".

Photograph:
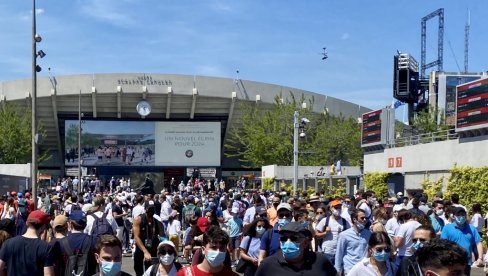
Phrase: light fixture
[
  {"left": 35, "top": 65, "right": 42, "bottom": 72},
  {"left": 34, "top": 34, "right": 42, "bottom": 42},
  {"left": 37, "top": 50, "right": 46, "bottom": 58},
  {"left": 301, "top": 118, "right": 310, "bottom": 124},
  {"left": 300, "top": 130, "right": 306, "bottom": 138}
]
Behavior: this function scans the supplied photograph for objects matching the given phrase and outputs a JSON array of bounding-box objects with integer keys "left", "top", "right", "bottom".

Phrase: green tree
[
  {"left": 0, "top": 103, "right": 49, "bottom": 163},
  {"left": 412, "top": 106, "right": 450, "bottom": 135},
  {"left": 225, "top": 93, "right": 362, "bottom": 168}
]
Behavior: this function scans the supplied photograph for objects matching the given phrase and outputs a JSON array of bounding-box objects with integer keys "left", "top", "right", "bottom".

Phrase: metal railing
[{"left": 389, "top": 129, "right": 459, "bottom": 148}]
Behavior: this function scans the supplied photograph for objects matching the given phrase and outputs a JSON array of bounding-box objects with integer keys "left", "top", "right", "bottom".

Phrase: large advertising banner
[
  {"left": 65, "top": 120, "right": 155, "bottom": 166},
  {"left": 155, "top": 122, "right": 221, "bottom": 166}
]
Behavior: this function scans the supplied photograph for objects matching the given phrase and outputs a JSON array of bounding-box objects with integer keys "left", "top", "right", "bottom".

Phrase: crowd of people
[{"left": 0, "top": 175, "right": 483, "bottom": 276}]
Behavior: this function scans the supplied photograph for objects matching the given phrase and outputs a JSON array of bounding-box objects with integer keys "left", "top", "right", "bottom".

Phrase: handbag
[{"left": 235, "top": 236, "right": 253, "bottom": 273}]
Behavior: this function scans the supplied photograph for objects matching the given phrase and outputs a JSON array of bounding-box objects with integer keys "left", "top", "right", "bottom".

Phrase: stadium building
[{"left": 0, "top": 73, "right": 370, "bottom": 187}]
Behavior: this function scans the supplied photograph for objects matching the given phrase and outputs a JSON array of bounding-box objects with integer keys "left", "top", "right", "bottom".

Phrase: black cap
[{"left": 279, "top": 221, "right": 312, "bottom": 238}]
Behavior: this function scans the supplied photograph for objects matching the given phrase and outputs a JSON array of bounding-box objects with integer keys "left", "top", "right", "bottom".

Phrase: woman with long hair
[
  {"left": 348, "top": 231, "right": 396, "bottom": 275},
  {"left": 239, "top": 217, "right": 270, "bottom": 276}
]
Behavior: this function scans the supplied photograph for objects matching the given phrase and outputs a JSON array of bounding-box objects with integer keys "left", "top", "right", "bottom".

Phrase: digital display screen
[
  {"left": 361, "top": 110, "right": 382, "bottom": 146},
  {"left": 456, "top": 78, "right": 488, "bottom": 131}
]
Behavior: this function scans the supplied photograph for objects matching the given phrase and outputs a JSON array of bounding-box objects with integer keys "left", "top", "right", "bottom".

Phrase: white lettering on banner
[{"left": 155, "top": 122, "right": 221, "bottom": 166}]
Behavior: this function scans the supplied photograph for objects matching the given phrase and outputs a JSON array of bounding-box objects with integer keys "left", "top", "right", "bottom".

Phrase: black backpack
[
  {"left": 61, "top": 235, "right": 92, "bottom": 276},
  {"left": 18, "top": 199, "right": 29, "bottom": 219},
  {"left": 90, "top": 213, "right": 114, "bottom": 243}
]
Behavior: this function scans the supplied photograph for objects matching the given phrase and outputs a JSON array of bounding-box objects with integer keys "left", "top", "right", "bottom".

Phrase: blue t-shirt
[
  {"left": 239, "top": 236, "right": 261, "bottom": 259},
  {"left": 227, "top": 217, "right": 243, "bottom": 238},
  {"left": 260, "top": 224, "right": 281, "bottom": 257},
  {"left": 441, "top": 222, "right": 481, "bottom": 264}
]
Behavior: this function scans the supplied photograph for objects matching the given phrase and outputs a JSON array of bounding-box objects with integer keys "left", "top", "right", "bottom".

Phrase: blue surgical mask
[
  {"left": 280, "top": 240, "right": 301, "bottom": 259},
  {"left": 100, "top": 261, "right": 122, "bottom": 276},
  {"left": 256, "top": 226, "right": 265, "bottom": 235},
  {"left": 455, "top": 215, "right": 466, "bottom": 225},
  {"left": 205, "top": 249, "right": 226, "bottom": 267},
  {"left": 356, "top": 222, "right": 365, "bottom": 231},
  {"left": 372, "top": 251, "right": 389, "bottom": 262},
  {"left": 278, "top": 218, "right": 291, "bottom": 227},
  {"left": 412, "top": 240, "right": 424, "bottom": 251}
]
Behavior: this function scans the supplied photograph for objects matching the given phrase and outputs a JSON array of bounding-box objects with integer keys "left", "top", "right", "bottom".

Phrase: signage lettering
[{"left": 117, "top": 75, "right": 173, "bottom": 86}]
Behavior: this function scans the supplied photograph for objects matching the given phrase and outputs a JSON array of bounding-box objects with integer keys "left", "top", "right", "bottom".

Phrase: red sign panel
[
  {"left": 456, "top": 78, "right": 488, "bottom": 131},
  {"left": 362, "top": 109, "right": 382, "bottom": 145}
]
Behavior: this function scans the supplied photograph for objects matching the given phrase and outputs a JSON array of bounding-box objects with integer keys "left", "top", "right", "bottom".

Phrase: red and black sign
[
  {"left": 362, "top": 109, "right": 382, "bottom": 145},
  {"left": 456, "top": 78, "right": 488, "bottom": 131}
]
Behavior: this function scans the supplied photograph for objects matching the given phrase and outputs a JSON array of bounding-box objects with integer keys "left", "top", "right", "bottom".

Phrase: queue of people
[{"left": 0, "top": 178, "right": 483, "bottom": 276}]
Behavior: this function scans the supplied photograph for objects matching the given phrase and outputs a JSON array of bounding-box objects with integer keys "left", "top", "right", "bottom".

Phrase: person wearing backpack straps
[
  {"left": 314, "top": 199, "right": 351, "bottom": 266},
  {"left": 144, "top": 240, "right": 182, "bottom": 276},
  {"left": 60, "top": 210, "right": 97, "bottom": 276},
  {"left": 84, "top": 197, "right": 117, "bottom": 239},
  {"left": 133, "top": 200, "right": 165, "bottom": 276},
  {"left": 182, "top": 196, "right": 201, "bottom": 228}
]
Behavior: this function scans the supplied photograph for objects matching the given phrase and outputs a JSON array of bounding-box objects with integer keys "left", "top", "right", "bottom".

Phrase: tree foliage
[
  {"left": 225, "top": 93, "right": 362, "bottom": 168},
  {"left": 420, "top": 174, "right": 444, "bottom": 202},
  {"left": 0, "top": 103, "right": 49, "bottom": 163},
  {"left": 445, "top": 166, "right": 488, "bottom": 214},
  {"left": 364, "top": 172, "right": 389, "bottom": 200},
  {"left": 411, "top": 106, "right": 450, "bottom": 135}
]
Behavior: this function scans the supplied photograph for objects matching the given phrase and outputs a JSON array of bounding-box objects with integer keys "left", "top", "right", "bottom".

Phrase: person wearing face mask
[
  {"left": 394, "top": 210, "right": 421, "bottom": 268},
  {"left": 0, "top": 210, "right": 54, "bottom": 275},
  {"left": 441, "top": 207, "right": 483, "bottom": 271},
  {"left": 267, "top": 194, "right": 281, "bottom": 226},
  {"left": 315, "top": 199, "right": 350, "bottom": 265},
  {"left": 133, "top": 200, "right": 166, "bottom": 276},
  {"left": 348, "top": 231, "right": 396, "bottom": 275},
  {"left": 238, "top": 217, "right": 270, "bottom": 276},
  {"left": 177, "top": 225, "right": 238, "bottom": 276},
  {"left": 429, "top": 200, "right": 445, "bottom": 237},
  {"left": 397, "top": 225, "right": 435, "bottom": 276},
  {"left": 371, "top": 207, "right": 389, "bottom": 233},
  {"left": 334, "top": 208, "right": 372, "bottom": 275},
  {"left": 258, "top": 202, "right": 293, "bottom": 266},
  {"left": 93, "top": 234, "right": 131, "bottom": 276},
  {"left": 385, "top": 205, "right": 404, "bottom": 238},
  {"left": 255, "top": 221, "right": 337, "bottom": 276},
  {"left": 144, "top": 240, "right": 182, "bottom": 276},
  {"left": 416, "top": 239, "right": 468, "bottom": 276}
]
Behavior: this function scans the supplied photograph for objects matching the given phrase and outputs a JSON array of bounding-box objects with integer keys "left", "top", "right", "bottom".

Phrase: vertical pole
[
  {"left": 78, "top": 89, "right": 82, "bottom": 193},
  {"left": 31, "top": 0, "right": 38, "bottom": 209},
  {"left": 293, "top": 111, "right": 299, "bottom": 196}
]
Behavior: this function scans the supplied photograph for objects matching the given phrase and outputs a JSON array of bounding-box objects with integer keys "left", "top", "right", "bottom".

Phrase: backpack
[
  {"left": 321, "top": 215, "right": 349, "bottom": 232},
  {"left": 90, "top": 213, "right": 114, "bottom": 242},
  {"left": 18, "top": 199, "right": 29, "bottom": 219},
  {"left": 185, "top": 205, "right": 196, "bottom": 223},
  {"left": 61, "top": 235, "right": 92, "bottom": 276}
]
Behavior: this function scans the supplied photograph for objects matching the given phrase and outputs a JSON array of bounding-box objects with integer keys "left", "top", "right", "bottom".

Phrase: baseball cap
[
  {"left": 308, "top": 195, "right": 320, "bottom": 203},
  {"left": 197, "top": 217, "right": 209, "bottom": 232},
  {"left": 396, "top": 192, "right": 403, "bottom": 197},
  {"left": 277, "top": 203, "right": 292, "bottom": 212},
  {"left": 330, "top": 200, "right": 342, "bottom": 207},
  {"left": 279, "top": 221, "right": 312, "bottom": 238},
  {"left": 69, "top": 210, "right": 87, "bottom": 224},
  {"left": 27, "top": 210, "right": 51, "bottom": 225},
  {"left": 393, "top": 205, "right": 405, "bottom": 212},
  {"left": 145, "top": 200, "right": 155, "bottom": 209},
  {"left": 52, "top": 215, "right": 68, "bottom": 229},
  {"left": 157, "top": 240, "right": 176, "bottom": 251},
  {"left": 18, "top": 192, "right": 23, "bottom": 198}
]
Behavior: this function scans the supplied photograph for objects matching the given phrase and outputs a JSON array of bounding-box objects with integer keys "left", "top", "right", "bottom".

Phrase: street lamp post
[
  {"left": 293, "top": 111, "right": 299, "bottom": 196},
  {"left": 31, "top": 0, "right": 38, "bottom": 208}
]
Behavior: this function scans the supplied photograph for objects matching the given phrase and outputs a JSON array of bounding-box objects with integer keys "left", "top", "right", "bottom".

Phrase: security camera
[
  {"left": 301, "top": 118, "right": 310, "bottom": 124},
  {"left": 299, "top": 132, "right": 306, "bottom": 138},
  {"left": 34, "top": 34, "right": 42, "bottom": 43}
]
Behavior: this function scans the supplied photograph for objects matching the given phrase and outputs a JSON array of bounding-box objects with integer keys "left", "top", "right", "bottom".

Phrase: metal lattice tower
[
  {"left": 464, "top": 10, "right": 470, "bottom": 73},
  {"left": 421, "top": 8, "right": 444, "bottom": 78}
]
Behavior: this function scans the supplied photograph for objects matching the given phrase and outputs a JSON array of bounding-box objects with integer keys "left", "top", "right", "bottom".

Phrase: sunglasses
[
  {"left": 278, "top": 213, "right": 292, "bottom": 219},
  {"left": 158, "top": 249, "right": 175, "bottom": 255},
  {"left": 279, "top": 235, "right": 302, "bottom": 243},
  {"left": 316, "top": 212, "right": 324, "bottom": 214},
  {"left": 412, "top": 238, "right": 427, "bottom": 243},
  {"left": 373, "top": 247, "right": 391, "bottom": 253}
]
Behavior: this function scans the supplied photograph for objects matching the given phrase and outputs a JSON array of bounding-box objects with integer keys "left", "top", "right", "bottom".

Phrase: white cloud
[
  {"left": 79, "top": 0, "right": 135, "bottom": 27},
  {"left": 36, "top": 8, "right": 44, "bottom": 15},
  {"left": 341, "top": 33, "right": 349, "bottom": 40}
]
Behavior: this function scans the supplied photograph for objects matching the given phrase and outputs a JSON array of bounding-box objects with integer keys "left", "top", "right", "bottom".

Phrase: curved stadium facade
[{"left": 0, "top": 73, "right": 370, "bottom": 182}]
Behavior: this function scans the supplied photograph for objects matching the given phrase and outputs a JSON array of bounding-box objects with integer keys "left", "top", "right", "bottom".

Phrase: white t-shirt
[
  {"left": 132, "top": 205, "right": 145, "bottom": 219},
  {"left": 160, "top": 201, "right": 173, "bottom": 221},
  {"left": 167, "top": 219, "right": 181, "bottom": 236},
  {"left": 143, "top": 264, "right": 177, "bottom": 276},
  {"left": 315, "top": 215, "right": 350, "bottom": 255},
  {"left": 385, "top": 217, "right": 401, "bottom": 237},
  {"left": 358, "top": 202, "right": 372, "bottom": 219},
  {"left": 347, "top": 258, "right": 395, "bottom": 276},
  {"left": 395, "top": 220, "right": 421, "bottom": 257},
  {"left": 471, "top": 213, "right": 483, "bottom": 232}
]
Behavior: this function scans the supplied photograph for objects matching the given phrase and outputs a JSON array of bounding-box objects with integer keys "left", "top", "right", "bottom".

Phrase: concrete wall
[{"left": 364, "top": 135, "right": 488, "bottom": 190}]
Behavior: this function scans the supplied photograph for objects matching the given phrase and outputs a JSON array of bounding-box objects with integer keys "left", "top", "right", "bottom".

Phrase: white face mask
[
  {"left": 332, "top": 208, "right": 340, "bottom": 217},
  {"left": 160, "top": 253, "right": 175, "bottom": 265}
]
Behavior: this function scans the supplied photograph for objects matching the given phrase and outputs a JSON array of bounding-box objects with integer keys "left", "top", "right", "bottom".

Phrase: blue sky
[{"left": 0, "top": 1, "right": 486, "bottom": 110}]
